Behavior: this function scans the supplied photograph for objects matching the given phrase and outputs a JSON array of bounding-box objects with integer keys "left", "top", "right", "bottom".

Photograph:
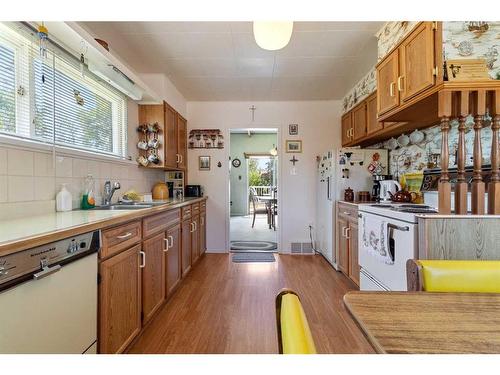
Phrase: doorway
[{"left": 229, "top": 129, "right": 278, "bottom": 252}]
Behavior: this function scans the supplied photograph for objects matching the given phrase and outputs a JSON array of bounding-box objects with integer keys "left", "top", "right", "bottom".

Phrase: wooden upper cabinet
[
  {"left": 352, "top": 102, "right": 367, "bottom": 141},
  {"left": 341, "top": 112, "right": 353, "bottom": 146},
  {"left": 177, "top": 115, "right": 188, "bottom": 170},
  {"left": 99, "top": 244, "right": 141, "bottom": 354},
  {"left": 366, "top": 92, "right": 383, "bottom": 134},
  {"left": 166, "top": 223, "right": 181, "bottom": 298},
  {"left": 399, "top": 22, "right": 435, "bottom": 102},
  {"left": 377, "top": 49, "right": 400, "bottom": 116},
  {"left": 141, "top": 233, "right": 166, "bottom": 324},
  {"left": 164, "top": 103, "right": 179, "bottom": 169}
]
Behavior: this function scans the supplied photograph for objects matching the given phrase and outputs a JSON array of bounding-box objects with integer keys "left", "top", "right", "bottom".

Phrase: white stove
[{"left": 357, "top": 203, "right": 437, "bottom": 291}]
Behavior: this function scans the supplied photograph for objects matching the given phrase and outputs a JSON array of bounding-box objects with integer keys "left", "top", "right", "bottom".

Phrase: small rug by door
[
  {"left": 232, "top": 252, "right": 276, "bottom": 263},
  {"left": 230, "top": 241, "right": 277, "bottom": 251}
]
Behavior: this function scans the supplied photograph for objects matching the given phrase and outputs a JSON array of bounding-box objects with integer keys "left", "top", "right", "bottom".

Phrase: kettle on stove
[{"left": 379, "top": 180, "right": 401, "bottom": 202}]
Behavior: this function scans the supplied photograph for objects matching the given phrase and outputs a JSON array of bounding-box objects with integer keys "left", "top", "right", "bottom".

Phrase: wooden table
[{"left": 344, "top": 291, "right": 500, "bottom": 354}]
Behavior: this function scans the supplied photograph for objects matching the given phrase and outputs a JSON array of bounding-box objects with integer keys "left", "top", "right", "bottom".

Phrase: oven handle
[{"left": 387, "top": 223, "right": 409, "bottom": 232}]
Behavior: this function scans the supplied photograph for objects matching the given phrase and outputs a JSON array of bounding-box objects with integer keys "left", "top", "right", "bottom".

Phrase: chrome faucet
[{"left": 103, "top": 181, "right": 121, "bottom": 206}]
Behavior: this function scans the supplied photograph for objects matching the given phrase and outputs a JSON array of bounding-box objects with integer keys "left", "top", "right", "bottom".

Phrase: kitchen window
[{"left": 0, "top": 22, "right": 127, "bottom": 159}]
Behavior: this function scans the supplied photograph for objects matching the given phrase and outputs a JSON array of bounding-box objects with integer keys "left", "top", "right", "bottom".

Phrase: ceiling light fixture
[{"left": 253, "top": 21, "right": 293, "bottom": 51}]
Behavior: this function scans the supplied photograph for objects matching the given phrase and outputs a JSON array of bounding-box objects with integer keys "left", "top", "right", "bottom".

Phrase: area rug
[
  {"left": 232, "top": 252, "right": 276, "bottom": 263},
  {"left": 230, "top": 241, "right": 277, "bottom": 251}
]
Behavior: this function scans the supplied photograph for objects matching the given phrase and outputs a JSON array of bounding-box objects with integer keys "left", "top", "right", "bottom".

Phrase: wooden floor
[{"left": 127, "top": 253, "right": 374, "bottom": 354}]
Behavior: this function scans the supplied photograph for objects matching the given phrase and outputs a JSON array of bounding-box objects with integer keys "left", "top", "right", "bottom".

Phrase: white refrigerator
[{"left": 315, "top": 148, "right": 388, "bottom": 269}]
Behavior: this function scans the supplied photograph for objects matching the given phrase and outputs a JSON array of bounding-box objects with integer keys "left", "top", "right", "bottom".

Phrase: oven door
[{"left": 358, "top": 212, "right": 417, "bottom": 291}]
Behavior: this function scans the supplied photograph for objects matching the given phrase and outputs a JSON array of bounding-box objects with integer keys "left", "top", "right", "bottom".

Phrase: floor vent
[{"left": 290, "top": 242, "right": 314, "bottom": 255}]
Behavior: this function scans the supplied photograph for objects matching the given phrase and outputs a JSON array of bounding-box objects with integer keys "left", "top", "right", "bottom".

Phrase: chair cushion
[
  {"left": 419, "top": 260, "right": 500, "bottom": 293},
  {"left": 280, "top": 293, "right": 316, "bottom": 354}
]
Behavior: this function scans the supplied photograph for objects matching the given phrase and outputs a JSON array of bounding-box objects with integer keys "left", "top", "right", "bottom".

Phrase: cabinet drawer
[
  {"left": 192, "top": 202, "right": 200, "bottom": 214},
  {"left": 182, "top": 206, "right": 192, "bottom": 220},
  {"left": 101, "top": 220, "right": 142, "bottom": 259},
  {"left": 200, "top": 201, "right": 206, "bottom": 212},
  {"left": 338, "top": 203, "right": 358, "bottom": 222},
  {"left": 143, "top": 209, "right": 180, "bottom": 238}
]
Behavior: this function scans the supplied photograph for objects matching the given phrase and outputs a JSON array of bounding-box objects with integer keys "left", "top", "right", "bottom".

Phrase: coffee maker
[{"left": 372, "top": 175, "right": 392, "bottom": 202}]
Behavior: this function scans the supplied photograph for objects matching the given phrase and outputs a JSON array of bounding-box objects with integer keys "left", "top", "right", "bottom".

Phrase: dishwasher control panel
[{"left": 0, "top": 231, "right": 100, "bottom": 289}]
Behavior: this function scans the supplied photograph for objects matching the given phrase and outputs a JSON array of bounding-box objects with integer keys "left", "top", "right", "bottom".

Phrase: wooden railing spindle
[
  {"left": 488, "top": 90, "right": 500, "bottom": 214},
  {"left": 471, "top": 90, "right": 486, "bottom": 215},
  {"left": 455, "top": 90, "right": 469, "bottom": 214},
  {"left": 438, "top": 91, "right": 452, "bottom": 214}
]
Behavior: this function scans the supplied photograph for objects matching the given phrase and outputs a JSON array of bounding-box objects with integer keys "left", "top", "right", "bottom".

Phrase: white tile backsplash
[
  {"left": 8, "top": 175, "right": 34, "bottom": 202},
  {"left": 0, "top": 144, "right": 164, "bottom": 217},
  {"left": 8, "top": 149, "right": 34, "bottom": 176}
]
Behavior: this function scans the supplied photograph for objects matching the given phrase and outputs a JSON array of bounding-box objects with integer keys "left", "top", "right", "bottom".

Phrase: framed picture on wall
[
  {"left": 289, "top": 124, "right": 299, "bottom": 135},
  {"left": 285, "top": 140, "right": 302, "bottom": 153},
  {"left": 199, "top": 156, "right": 211, "bottom": 170}
]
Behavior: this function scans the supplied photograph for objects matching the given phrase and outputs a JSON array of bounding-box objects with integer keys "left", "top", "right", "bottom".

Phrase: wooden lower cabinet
[
  {"left": 141, "top": 232, "right": 166, "bottom": 324},
  {"left": 166, "top": 223, "right": 181, "bottom": 298},
  {"left": 348, "top": 221, "right": 360, "bottom": 286},
  {"left": 337, "top": 216, "right": 349, "bottom": 274},
  {"left": 200, "top": 212, "right": 206, "bottom": 256},
  {"left": 337, "top": 204, "right": 360, "bottom": 287},
  {"left": 192, "top": 214, "right": 200, "bottom": 264},
  {"left": 99, "top": 244, "right": 142, "bottom": 354},
  {"left": 181, "top": 219, "right": 192, "bottom": 277}
]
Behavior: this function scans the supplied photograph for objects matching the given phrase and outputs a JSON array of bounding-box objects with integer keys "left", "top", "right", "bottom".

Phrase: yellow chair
[
  {"left": 275, "top": 289, "right": 317, "bottom": 354},
  {"left": 406, "top": 259, "right": 500, "bottom": 293}
]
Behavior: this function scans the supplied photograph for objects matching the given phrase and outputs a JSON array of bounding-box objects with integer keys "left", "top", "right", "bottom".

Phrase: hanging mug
[
  {"left": 148, "top": 138, "right": 160, "bottom": 149},
  {"left": 137, "top": 140, "right": 148, "bottom": 150},
  {"left": 137, "top": 155, "right": 149, "bottom": 167},
  {"left": 148, "top": 152, "right": 160, "bottom": 164}
]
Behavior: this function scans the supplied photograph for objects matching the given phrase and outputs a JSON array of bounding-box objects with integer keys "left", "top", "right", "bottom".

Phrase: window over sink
[{"left": 0, "top": 22, "right": 127, "bottom": 159}]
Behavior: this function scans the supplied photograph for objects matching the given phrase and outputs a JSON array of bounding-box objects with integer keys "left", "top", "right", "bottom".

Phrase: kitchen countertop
[{"left": 0, "top": 196, "right": 207, "bottom": 257}]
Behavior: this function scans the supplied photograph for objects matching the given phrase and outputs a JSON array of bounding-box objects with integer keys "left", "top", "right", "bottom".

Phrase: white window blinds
[{"left": 0, "top": 22, "right": 127, "bottom": 158}]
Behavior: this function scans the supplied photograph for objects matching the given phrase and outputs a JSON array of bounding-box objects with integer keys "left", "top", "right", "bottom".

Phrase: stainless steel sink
[{"left": 93, "top": 203, "right": 153, "bottom": 210}]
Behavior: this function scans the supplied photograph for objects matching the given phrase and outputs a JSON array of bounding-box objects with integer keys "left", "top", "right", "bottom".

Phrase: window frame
[{"left": 0, "top": 23, "right": 128, "bottom": 160}]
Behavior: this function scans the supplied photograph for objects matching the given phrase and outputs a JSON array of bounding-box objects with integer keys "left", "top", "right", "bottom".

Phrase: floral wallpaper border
[{"left": 341, "top": 68, "right": 376, "bottom": 114}]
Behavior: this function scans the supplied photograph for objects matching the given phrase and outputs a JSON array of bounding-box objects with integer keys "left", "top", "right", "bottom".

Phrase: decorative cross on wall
[
  {"left": 249, "top": 105, "right": 256, "bottom": 122},
  {"left": 290, "top": 156, "right": 299, "bottom": 166}
]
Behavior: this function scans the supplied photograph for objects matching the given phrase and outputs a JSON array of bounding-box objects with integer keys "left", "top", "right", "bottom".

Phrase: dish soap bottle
[
  {"left": 81, "top": 174, "right": 96, "bottom": 209},
  {"left": 56, "top": 183, "right": 72, "bottom": 212}
]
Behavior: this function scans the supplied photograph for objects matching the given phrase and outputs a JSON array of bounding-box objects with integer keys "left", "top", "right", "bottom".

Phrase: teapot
[{"left": 388, "top": 190, "right": 418, "bottom": 203}]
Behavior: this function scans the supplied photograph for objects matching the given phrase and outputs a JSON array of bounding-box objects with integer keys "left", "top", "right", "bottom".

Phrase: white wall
[
  {"left": 187, "top": 101, "right": 342, "bottom": 253},
  {"left": 139, "top": 73, "right": 187, "bottom": 117}
]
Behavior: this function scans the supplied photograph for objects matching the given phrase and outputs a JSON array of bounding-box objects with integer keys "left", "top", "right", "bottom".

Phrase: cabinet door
[
  {"left": 181, "top": 219, "right": 192, "bottom": 277},
  {"left": 366, "top": 93, "right": 383, "bottom": 135},
  {"left": 348, "top": 221, "right": 360, "bottom": 287},
  {"left": 166, "top": 223, "right": 181, "bottom": 298},
  {"left": 200, "top": 212, "right": 207, "bottom": 256},
  {"left": 341, "top": 112, "right": 352, "bottom": 146},
  {"left": 352, "top": 103, "right": 367, "bottom": 141},
  {"left": 377, "top": 50, "right": 400, "bottom": 115},
  {"left": 99, "top": 244, "right": 141, "bottom": 354},
  {"left": 164, "top": 103, "right": 179, "bottom": 169},
  {"left": 141, "top": 233, "right": 166, "bottom": 324},
  {"left": 337, "top": 217, "right": 349, "bottom": 275},
  {"left": 177, "top": 114, "right": 188, "bottom": 170},
  {"left": 399, "top": 22, "right": 435, "bottom": 102},
  {"left": 191, "top": 214, "right": 200, "bottom": 264}
]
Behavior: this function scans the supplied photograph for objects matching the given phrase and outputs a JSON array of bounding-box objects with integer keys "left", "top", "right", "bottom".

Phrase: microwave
[{"left": 185, "top": 185, "right": 203, "bottom": 197}]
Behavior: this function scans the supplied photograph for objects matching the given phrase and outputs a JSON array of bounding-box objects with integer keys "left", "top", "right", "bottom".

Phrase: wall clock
[{"left": 232, "top": 158, "right": 241, "bottom": 168}]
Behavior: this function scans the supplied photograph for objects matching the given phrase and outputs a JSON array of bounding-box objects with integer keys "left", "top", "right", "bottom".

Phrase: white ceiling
[{"left": 82, "top": 22, "right": 383, "bottom": 101}]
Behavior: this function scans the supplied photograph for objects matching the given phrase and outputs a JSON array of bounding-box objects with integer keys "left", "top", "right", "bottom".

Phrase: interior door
[
  {"left": 181, "top": 219, "right": 192, "bottom": 277},
  {"left": 377, "top": 50, "right": 400, "bottom": 115},
  {"left": 399, "top": 22, "right": 435, "bottom": 102},
  {"left": 141, "top": 232, "right": 166, "bottom": 324},
  {"left": 164, "top": 103, "right": 178, "bottom": 169},
  {"left": 177, "top": 115, "right": 187, "bottom": 170},
  {"left": 166, "top": 223, "right": 181, "bottom": 298}
]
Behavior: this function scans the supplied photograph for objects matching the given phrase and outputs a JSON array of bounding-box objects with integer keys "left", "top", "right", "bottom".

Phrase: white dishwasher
[{"left": 0, "top": 230, "right": 100, "bottom": 354}]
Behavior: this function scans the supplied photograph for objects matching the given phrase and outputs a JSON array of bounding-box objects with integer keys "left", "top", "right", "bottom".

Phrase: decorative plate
[{"left": 232, "top": 158, "right": 241, "bottom": 168}]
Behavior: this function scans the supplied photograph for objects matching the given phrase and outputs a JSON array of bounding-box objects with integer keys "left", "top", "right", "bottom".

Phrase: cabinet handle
[
  {"left": 168, "top": 235, "right": 174, "bottom": 248},
  {"left": 389, "top": 82, "right": 395, "bottom": 97},
  {"left": 140, "top": 251, "right": 146, "bottom": 268},
  {"left": 179, "top": 154, "right": 183, "bottom": 164},
  {"left": 176, "top": 154, "right": 180, "bottom": 163},
  {"left": 116, "top": 232, "right": 132, "bottom": 240},
  {"left": 345, "top": 227, "right": 351, "bottom": 239},
  {"left": 343, "top": 211, "right": 351, "bottom": 216},
  {"left": 397, "top": 76, "right": 404, "bottom": 92},
  {"left": 342, "top": 226, "right": 347, "bottom": 237},
  {"left": 190, "top": 222, "right": 195, "bottom": 233}
]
